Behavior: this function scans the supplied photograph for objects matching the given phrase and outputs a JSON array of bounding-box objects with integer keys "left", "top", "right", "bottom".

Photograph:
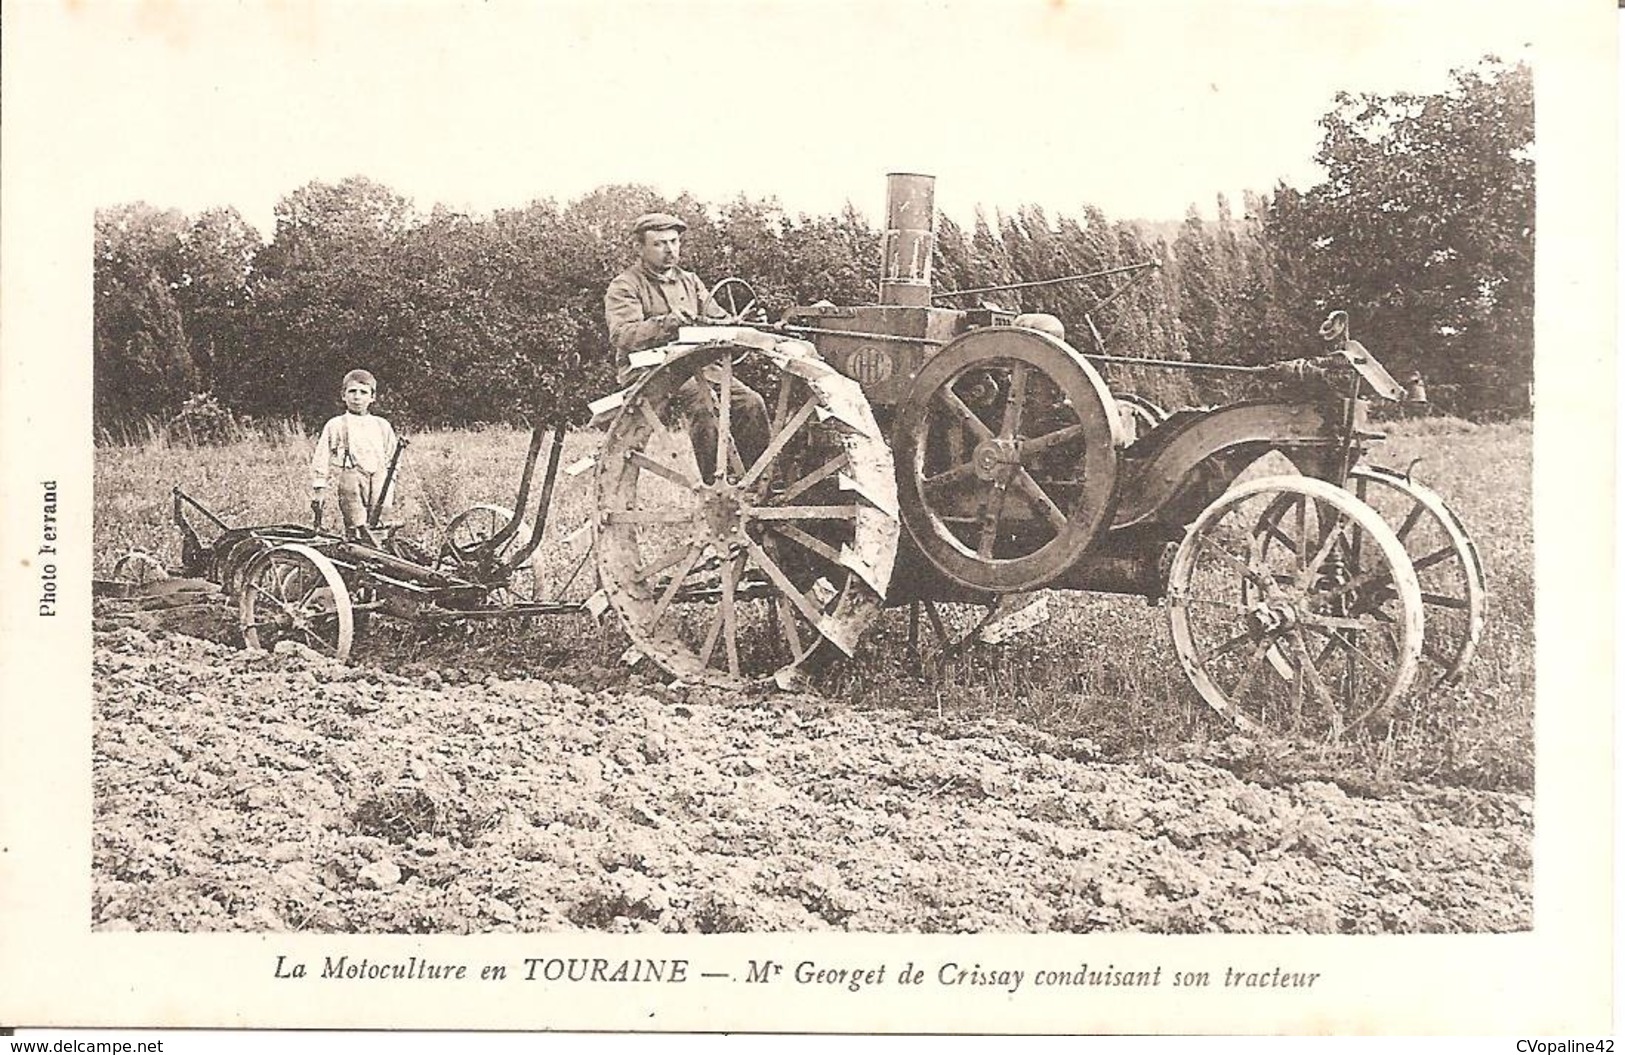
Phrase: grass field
[{"left": 94, "top": 413, "right": 1534, "bottom": 794}]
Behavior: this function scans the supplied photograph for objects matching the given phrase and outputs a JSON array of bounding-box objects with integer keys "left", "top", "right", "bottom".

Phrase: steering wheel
[
  {"left": 1319, "top": 309, "right": 1350, "bottom": 344},
  {"left": 708, "top": 277, "right": 766, "bottom": 324}
]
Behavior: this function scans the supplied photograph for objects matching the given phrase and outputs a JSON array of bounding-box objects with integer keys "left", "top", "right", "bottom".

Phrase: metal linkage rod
[
  {"left": 1083, "top": 352, "right": 1263, "bottom": 374},
  {"left": 173, "top": 486, "right": 231, "bottom": 530},
  {"left": 467, "top": 425, "right": 546, "bottom": 559},
  {"left": 779, "top": 324, "right": 943, "bottom": 346},
  {"left": 932, "top": 261, "right": 1159, "bottom": 302}
]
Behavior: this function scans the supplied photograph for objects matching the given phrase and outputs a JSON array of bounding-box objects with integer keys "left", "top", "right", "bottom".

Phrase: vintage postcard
[{"left": 0, "top": 0, "right": 1614, "bottom": 1037}]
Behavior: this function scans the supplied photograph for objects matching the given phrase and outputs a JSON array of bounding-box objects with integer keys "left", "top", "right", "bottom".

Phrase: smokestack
[{"left": 880, "top": 173, "right": 935, "bottom": 306}]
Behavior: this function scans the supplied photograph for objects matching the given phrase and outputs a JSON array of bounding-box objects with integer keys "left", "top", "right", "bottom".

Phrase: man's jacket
[{"left": 603, "top": 263, "right": 725, "bottom": 372}]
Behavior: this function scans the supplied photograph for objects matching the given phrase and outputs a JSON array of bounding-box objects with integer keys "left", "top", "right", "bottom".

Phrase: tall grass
[{"left": 94, "top": 415, "right": 1534, "bottom": 793}]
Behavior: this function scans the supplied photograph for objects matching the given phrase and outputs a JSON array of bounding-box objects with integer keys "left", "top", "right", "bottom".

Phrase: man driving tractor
[{"left": 604, "top": 212, "right": 770, "bottom": 484}]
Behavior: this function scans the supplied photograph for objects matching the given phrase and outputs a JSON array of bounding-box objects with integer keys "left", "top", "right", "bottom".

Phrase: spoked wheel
[
  {"left": 239, "top": 543, "right": 355, "bottom": 662},
  {"left": 1251, "top": 466, "right": 1486, "bottom": 693},
  {"left": 1168, "top": 476, "right": 1424, "bottom": 740},
  {"left": 112, "top": 550, "right": 169, "bottom": 586},
  {"left": 444, "top": 503, "right": 537, "bottom": 604},
  {"left": 896, "top": 326, "right": 1122, "bottom": 593},
  {"left": 594, "top": 334, "right": 898, "bottom": 689},
  {"left": 707, "top": 277, "right": 763, "bottom": 324},
  {"left": 1348, "top": 465, "right": 1486, "bottom": 688}
]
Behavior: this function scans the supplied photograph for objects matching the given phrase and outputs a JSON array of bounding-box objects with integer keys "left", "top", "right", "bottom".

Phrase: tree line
[{"left": 94, "top": 58, "right": 1531, "bottom": 436}]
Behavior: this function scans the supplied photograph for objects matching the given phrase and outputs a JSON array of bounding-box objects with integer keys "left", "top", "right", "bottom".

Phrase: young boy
[{"left": 311, "top": 369, "right": 401, "bottom": 535}]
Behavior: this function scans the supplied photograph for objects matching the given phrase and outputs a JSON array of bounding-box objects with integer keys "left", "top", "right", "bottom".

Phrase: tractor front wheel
[{"left": 1168, "top": 476, "right": 1424, "bottom": 739}]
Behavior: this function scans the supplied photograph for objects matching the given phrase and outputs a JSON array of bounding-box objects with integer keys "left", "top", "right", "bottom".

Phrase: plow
[{"left": 105, "top": 173, "right": 1487, "bottom": 741}]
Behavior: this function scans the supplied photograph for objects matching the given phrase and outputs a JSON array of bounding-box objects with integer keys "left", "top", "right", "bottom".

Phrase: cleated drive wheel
[
  {"left": 895, "top": 326, "right": 1123, "bottom": 593},
  {"left": 594, "top": 333, "right": 898, "bottom": 689},
  {"left": 239, "top": 543, "right": 355, "bottom": 662},
  {"left": 1168, "top": 476, "right": 1424, "bottom": 740},
  {"left": 1347, "top": 465, "right": 1486, "bottom": 688},
  {"left": 444, "top": 502, "right": 538, "bottom": 604}
]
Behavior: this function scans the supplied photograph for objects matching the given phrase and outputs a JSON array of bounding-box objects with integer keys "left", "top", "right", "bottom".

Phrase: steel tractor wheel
[
  {"left": 1168, "top": 476, "right": 1425, "bottom": 740},
  {"left": 594, "top": 332, "right": 899, "bottom": 689},
  {"left": 1249, "top": 466, "right": 1486, "bottom": 693},
  {"left": 239, "top": 542, "right": 355, "bottom": 662},
  {"left": 445, "top": 503, "right": 538, "bottom": 604},
  {"left": 895, "top": 326, "right": 1123, "bottom": 593}
]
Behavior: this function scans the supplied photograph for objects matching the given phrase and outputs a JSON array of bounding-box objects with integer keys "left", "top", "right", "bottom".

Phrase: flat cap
[{"left": 631, "top": 212, "right": 688, "bottom": 237}]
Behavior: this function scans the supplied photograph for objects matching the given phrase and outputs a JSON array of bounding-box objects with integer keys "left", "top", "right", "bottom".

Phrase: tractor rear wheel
[{"left": 594, "top": 332, "right": 898, "bottom": 689}]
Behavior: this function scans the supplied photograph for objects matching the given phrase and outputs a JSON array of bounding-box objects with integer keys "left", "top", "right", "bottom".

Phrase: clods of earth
[{"left": 93, "top": 623, "right": 1532, "bottom": 934}]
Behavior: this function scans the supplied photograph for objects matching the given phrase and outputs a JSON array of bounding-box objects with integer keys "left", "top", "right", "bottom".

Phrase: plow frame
[{"left": 151, "top": 424, "right": 594, "bottom": 663}]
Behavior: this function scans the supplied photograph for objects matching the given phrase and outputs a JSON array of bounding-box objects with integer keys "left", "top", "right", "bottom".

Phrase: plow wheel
[
  {"left": 896, "top": 326, "right": 1122, "bottom": 593},
  {"left": 239, "top": 543, "right": 354, "bottom": 662},
  {"left": 217, "top": 536, "right": 275, "bottom": 598},
  {"left": 1348, "top": 465, "right": 1486, "bottom": 688},
  {"left": 444, "top": 502, "right": 537, "bottom": 604},
  {"left": 594, "top": 334, "right": 898, "bottom": 690},
  {"left": 112, "top": 550, "right": 169, "bottom": 587},
  {"left": 1168, "top": 476, "right": 1423, "bottom": 740}
]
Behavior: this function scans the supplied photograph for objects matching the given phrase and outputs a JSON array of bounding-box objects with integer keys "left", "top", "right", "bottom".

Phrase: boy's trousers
[{"left": 337, "top": 468, "right": 390, "bottom": 531}]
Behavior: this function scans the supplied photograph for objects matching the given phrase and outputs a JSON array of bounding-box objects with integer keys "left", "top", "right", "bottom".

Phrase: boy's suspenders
[
  {"left": 335, "top": 416, "right": 393, "bottom": 475},
  {"left": 335, "top": 416, "right": 359, "bottom": 472}
]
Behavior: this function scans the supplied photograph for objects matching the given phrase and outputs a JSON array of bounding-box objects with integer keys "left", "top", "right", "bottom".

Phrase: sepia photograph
[{"left": 0, "top": 0, "right": 1614, "bottom": 1037}]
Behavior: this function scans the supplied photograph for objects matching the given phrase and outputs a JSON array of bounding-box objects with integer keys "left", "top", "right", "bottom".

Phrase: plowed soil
[{"left": 91, "top": 621, "right": 1532, "bottom": 934}]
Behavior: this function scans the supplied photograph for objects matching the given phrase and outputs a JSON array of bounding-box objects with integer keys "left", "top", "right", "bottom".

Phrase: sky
[{"left": 26, "top": 0, "right": 1538, "bottom": 236}]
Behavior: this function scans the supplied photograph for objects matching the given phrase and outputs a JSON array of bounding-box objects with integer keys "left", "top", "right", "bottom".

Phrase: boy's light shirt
[{"left": 310, "top": 411, "right": 400, "bottom": 490}]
